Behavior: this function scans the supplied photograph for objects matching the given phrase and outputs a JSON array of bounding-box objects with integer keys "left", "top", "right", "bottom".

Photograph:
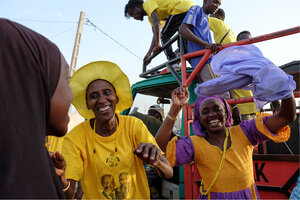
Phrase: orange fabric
[
  {"left": 250, "top": 183, "right": 258, "bottom": 199},
  {"left": 255, "top": 114, "right": 290, "bottom": 143},
  {"left": 166, "top": 136, "right": 178, "bottom": 167}
]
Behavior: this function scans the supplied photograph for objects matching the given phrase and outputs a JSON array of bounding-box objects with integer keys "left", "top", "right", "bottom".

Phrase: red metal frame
[
  {"left": 226, "top": 90, "right": 300, "bottom": 105},
  {"left": 180, "top": 26, "right": 300, "bottom": 199},
  {"left": 181, "top": 26, "right": 300, "bottom": 88},
  {"left": 182, "top": 26, "right": 300, "bottom": 139}
]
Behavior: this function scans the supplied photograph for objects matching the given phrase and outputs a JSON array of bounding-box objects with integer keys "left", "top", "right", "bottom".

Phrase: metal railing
[{"left": 140, "top": 34, "right": 185, "bottom": 84}]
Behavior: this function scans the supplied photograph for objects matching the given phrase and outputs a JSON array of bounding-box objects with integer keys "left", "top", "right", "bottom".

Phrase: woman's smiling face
[
  {"left": 199, "top": 99, "right": 226, "bottom": 132},
  {"left": 86, "top": 79, "right": 119, "bottom": 122}
]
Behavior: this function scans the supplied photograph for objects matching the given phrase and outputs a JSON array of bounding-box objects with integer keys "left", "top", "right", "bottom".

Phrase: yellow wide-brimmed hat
[{"left": 70, "top": 61, "right": 133, "bottom": 119}]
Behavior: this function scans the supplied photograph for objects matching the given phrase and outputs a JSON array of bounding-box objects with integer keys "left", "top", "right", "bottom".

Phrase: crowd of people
[{"left": 0, "top": 0, "right": 298, "bottom": 199}]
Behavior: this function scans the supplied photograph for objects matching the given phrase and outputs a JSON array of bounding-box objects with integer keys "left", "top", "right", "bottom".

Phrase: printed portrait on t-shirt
[
  {"left": 97, "top": 142, "right": 134, "bottom": 199},
  {"left": 101, "top": 174, "right": 115, "bottom": 199},
  {"left": 100, "top": 172, "right": 131, "bottom": 199},
  {"left": 115, "top": 172, "right": 130, "bottom": 199}
]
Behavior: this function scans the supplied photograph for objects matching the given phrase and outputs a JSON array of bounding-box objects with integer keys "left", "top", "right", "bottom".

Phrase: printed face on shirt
[
  {"left": 101, "top": 174, "right": 115, "bottom": 192},
  {"left": 199, "top": 99, "right": 226, "bottom": 132},
  {"left": 204, "top": 0, "right": 222, "bottom": 15},
  {"left": 86, "top": 79, "right": 119, "bottom": 122},
  {"left": 119, "top": 172, "right": 129, "bottom": 187}
]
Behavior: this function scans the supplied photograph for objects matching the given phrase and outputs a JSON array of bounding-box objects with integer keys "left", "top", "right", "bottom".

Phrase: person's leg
[
  {"left": 198, "top": 63, "right": 230, "bottom": 99},
  {"left": 199, "top": 63, "right": 217, "bottom": 82},
  {"left": 161, "top": 12, "right": 187, "bottom": 60}
]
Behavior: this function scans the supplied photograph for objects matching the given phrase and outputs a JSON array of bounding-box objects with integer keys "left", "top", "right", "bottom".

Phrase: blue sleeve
[{"left": 182, "top": 5, "right": 202, "bottom": 28}]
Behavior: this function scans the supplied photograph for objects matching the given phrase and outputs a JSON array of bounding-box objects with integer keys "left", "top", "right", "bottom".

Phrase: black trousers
[{"left": 161, "top": 12, "right": 188, "bottom": 60}]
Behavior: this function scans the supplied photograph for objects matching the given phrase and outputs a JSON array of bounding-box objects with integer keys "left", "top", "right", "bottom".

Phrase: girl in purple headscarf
[{"left": 156, "top": 86, "right": 296, "bottom": 199}]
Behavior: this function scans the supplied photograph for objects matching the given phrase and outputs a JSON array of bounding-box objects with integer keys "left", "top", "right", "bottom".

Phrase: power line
[
  {"left": 85, "top": 17, "right": 143, "bottom": 62},
  {"left": 9, "top": 18, "right": 77, "bottom": 24},
  {"left": 9, "top": 17, "right": 144, "bottom": 63},
  {"left": 49, "top": 25, "right": 78, "bottom": 38}
]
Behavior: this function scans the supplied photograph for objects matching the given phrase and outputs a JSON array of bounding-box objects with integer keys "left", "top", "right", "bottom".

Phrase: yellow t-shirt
[
  {"left": 233, "top": 89, "right": 257, "bottom": 115},
  {"left": 143, "top": 0, "right": 195, "bottom": 25},
  {"left": 208, "top": 17, "right": 236, "bottom": 44},
  {"left": 46, "top": 136, "right": 64, "bottom": 153},
  {"left": 62, "top": 113, "right": 162, "bottom": 199}
]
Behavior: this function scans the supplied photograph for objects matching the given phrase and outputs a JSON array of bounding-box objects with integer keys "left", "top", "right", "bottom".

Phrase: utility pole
[{"left": 70, "top": 11, "right": 85, "bottom": 76}]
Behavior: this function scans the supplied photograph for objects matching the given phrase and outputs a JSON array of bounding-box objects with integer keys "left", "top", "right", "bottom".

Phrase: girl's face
[
  {"left": 86, "top": 80, "right": 119, "bottom": 122},
  {"left": 47, "top": 55, "right": 73, "bottom": 136},
  {"left": 199, "top": 99, "right": 226, "bottom": 132}
]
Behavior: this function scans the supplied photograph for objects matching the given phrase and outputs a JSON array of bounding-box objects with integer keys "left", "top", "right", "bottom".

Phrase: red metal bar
[
  {"left": 184, "top": 51, "right": 210, "bottom": 87},
  {"left": 182, "top": 47, "right": 209, "bottom": 60},
  {"left": 183, "top": 106, "right": 189, "bottom": 145},
  {"left": 220, "top": 26, "right": 300, "bottom": 50},
  {"left": 181, "top": 57, "right": 187, "bottom": 86},
  {"left": 183, "top": 104, "right": 194, "bottom": 136},
  {"left": 184, "top": 91, "right": 299, "bottom": 108},
  {"left": 184, "top": 164, "right": 193, "bottom": 199},
  {"left": 181, "top": 26, "right": 300, "bottom": 87},
  {"left": 186, "top": 120, "right": 193, "bottom": 137},
  {"left": 226, "top": 91, "right": 300, "bottom": 104},
  {"left": 227, "top": 96, "right": 254, "bottom": 104}
]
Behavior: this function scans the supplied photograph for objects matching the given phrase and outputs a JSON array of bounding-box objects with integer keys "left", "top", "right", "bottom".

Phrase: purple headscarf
[{"left": 192, "top": 95, "right": 232, "bottom": 137}]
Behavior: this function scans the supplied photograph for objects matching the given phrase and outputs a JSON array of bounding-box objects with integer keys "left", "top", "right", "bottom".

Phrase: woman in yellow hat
[{"left": 62, "top": 61, "right": 173, "bottom": 199}]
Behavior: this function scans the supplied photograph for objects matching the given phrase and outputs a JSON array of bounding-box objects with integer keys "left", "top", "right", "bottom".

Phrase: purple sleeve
[
  {"left": 239, "top": 117, "right": 269, "bottom": 146},
  {"left": 175, "top": 136, "right": 195, "bottom": 166}
]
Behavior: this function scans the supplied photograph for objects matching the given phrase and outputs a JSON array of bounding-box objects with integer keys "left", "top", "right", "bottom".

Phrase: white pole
[{"left": 70, "top": 11, "right": 85, "bottom": 76}]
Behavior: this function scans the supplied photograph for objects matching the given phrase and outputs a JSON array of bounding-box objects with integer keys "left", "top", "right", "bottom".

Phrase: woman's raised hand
[
  {"left": 171, "top": 86, "right": 189, "bottom": 108},
  {"left": 155, "top": 86, "right": 189, "bottom": 153}
]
